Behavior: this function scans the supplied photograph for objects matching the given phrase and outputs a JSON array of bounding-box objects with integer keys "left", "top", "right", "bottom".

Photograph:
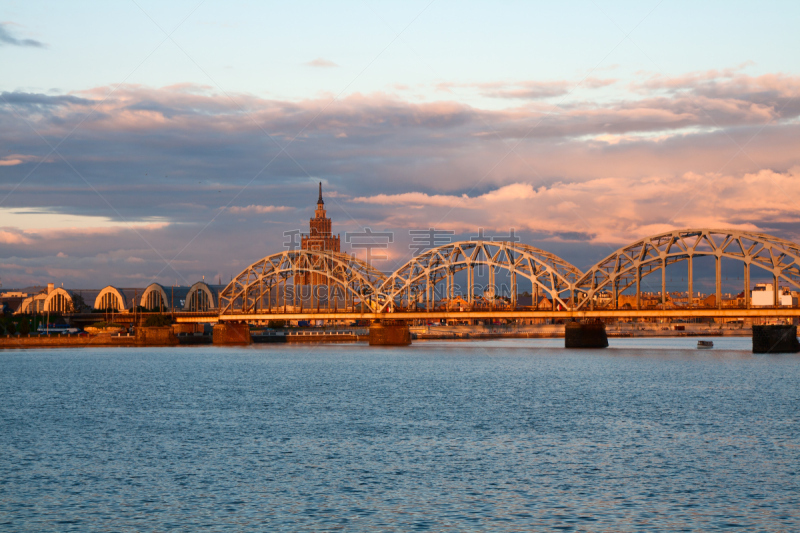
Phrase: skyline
[{"left": 2, "top": 1, "right": 800, "bottom": 288}]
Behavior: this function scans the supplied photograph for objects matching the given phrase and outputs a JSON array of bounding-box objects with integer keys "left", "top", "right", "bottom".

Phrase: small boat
[
  {"left": 697, "top": 340, "right": 714, "bottom": 349},
  {"left": 37, "top": 324, "right": 80, "bottom": 334}
]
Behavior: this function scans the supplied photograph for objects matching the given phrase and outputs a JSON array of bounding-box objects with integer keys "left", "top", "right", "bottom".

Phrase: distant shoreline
[{"left": 0, "top": 330, "right": 757, "bottom": 350}]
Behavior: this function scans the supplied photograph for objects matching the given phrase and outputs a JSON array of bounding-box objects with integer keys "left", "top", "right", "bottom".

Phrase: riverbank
[
  {"left": 0, "top": 327, "right": 182, "bottom": 349},
  {"left": 0, "top": 326, "right": 752, "bottom": 350},
  {"left": 410, "top": 324, "right": 753, "bottom": 340}
]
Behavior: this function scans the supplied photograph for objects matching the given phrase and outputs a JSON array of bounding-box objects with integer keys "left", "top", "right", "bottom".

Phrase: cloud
[
  {"left": 0, "top": 91, "right": 92, "bottom": 108},
  {"left": 227, "top": 205, "right": 293, "bottom": 214},
  {"left": 352, "top": 168, "right": 800, "bottom": 245},
  {"left": 305, "top": 58, "right": 339, "bottom": 68},
  {"left": 352, "top": 191, "right": 466, "bottom": 208},
  {"left": 0, "top": 69, "right": 799, "bottom": 287},
  {"left": 3, "top": 71, "right": 797, "bottom": 149},
  {"left": 484, "top": 78, "right": 616, "bottom": 100},
  {"left": 437, "top": 78, "right": 617, "bottom": 100},
  {"left": 0, "top": 153, "right": 40, "bottom": 166},
  {"left": 0, "top": 208, "right": 169, "bottom": 234},
  {"left": 0, "top": 23, "right": 46, "bottom": 48},
  {"left": 0, "top": 229, "right": 33, "bottom": 245}
]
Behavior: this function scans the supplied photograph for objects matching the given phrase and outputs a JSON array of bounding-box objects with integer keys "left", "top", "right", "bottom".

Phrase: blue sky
[
  {"left": 5, "top": 1, "right": 799, "bottom": 102},
  {"left": 1, "top": 1, "right": 800, "bottom": 289}
]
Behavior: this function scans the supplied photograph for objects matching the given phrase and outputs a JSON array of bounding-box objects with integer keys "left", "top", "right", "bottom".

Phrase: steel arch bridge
[
  {"left": 572, "top": 229, "right": 800, "bottom": 310},
  {"left": 376, "top": 241, "right": 582, "bottom": 312},
  {"left": 212, "top": 228, "right": 800, "bottom": 319},
  {"left": 218, "top": 250, "right": 387, "bottom": 314}
]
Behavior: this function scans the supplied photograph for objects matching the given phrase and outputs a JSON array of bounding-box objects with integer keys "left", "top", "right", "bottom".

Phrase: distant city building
[
  {"left": 751, "top": 283, "right": 796, "bottom": 307},
  {"left": 138, "top": 282, "right": 223, "bottom": 312},
  {"left": 297, "top": 182, "right": 340, "bottom": 285},
  {"left": 15, "top": 283, "right": 75, "bottom": 314},
  {"left": 140, "top": 283, "right": 170, "bottom": 311},
  {"left": 184, "top": 281, "right": 224, "bottom": 311},
  {"left": 1, "top": 280, "right": 224, "bottom": 315},
  {"left": 0, "top": 291, "right": 27, "bottom": 298},
  {"left": 92, "top": 283, "right": 222, "bottom": 313}
]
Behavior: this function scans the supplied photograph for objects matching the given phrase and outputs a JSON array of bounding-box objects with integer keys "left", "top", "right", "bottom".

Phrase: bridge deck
[{"left": 174, "top": 309, "right": 800, "bottom": 322}]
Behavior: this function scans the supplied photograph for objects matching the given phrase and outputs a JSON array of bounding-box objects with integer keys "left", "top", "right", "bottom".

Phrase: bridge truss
[
  {"left": 217, "top": 229, "right": 800, "bottom": 318},
  {"left": 376, "top": 241, "right": 583, "bottom": 312},
  {"left": 573, "top": 229, "right": 800, "bottom": 310},
  {"left": 218, "top": 250, "right": 387, "bottom": 314}
]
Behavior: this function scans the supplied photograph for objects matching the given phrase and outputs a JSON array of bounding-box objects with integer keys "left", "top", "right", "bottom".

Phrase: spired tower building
[{"left": 297, "top": 183, "right": 340, "bottom": 285}]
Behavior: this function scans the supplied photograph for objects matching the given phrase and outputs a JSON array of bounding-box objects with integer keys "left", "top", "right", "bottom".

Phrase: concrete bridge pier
[
  {"left": 213, "top": 322, "right": 252, "bottom": 345},
  {"left": 752, "top": 325, "right": 800, "bottom": 353},
  {"left": 369, "top": 320, "right": 412, "bottom": 346},
  {"left": 565, "top": 320, "right": 609, "bottom": 348},
  {"left": 135, "top": 326, "right": 178, "bottom": 346}
]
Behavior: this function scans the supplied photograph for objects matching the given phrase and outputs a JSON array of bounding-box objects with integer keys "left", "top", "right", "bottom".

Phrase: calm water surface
[{"left": 1, "top": 338, "right": 798, "bottom": 531}]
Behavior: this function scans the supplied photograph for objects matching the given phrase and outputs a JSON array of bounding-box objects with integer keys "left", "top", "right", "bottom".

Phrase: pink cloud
[
  {"left": 15, "top": 71, "right": 800, "bottom": 145},
  {"left": 437, "top": 77, "right": 617, "bottom": 100},
  {"left": 0, "top": 230, "right": 32, "bottom": 245},
  {"left": 0, "top": 153, "right": 41, "bottom": 166},
  {"left": 351, "top": 167, "right": 800, "bottom": 245},
  {"left": 305, "top": 58, "right": 339, "bottom": 68},
  {"left": 227, "top": 205, "right": 293, "bottom": 214}
]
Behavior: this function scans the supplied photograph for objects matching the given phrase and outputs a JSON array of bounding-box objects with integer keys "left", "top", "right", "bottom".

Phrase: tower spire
[{"left": 317, "top": 182, "right": 324, "bottom": 205}]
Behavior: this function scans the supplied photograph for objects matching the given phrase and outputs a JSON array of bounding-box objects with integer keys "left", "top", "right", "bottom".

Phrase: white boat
[{"left": 697, "top": 340, "right": 714, "bottom": 349}]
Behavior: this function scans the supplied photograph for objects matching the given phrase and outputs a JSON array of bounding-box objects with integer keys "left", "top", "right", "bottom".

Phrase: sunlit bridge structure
[
  {"left": 194, "top": 228, "right": 800, "bottom": 322},
  {"left": 218, "top": 249, "right": 387, "bottom": 314},
  {"left": 376, "top": 241, "right": 582, "bottom": 312},
  {"left": 573, "top": 229, "right": 800, "bottom": 310}
]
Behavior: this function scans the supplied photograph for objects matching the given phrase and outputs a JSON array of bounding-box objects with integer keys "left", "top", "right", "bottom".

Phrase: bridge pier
[
  {"left": 565, "top": 320, "right": 608, "bottom": 348},
  {"left": 213, "top": 322, "right": 252, "bottom": 345},
  {"left": 369, "top": 320, "right": 411, "bottom": 346},
  {"left": 752, "top": 325, "right": 800, "bottom": 353},
  {"left": 135, "top": 326, "right": 179, "bottom": 346}
]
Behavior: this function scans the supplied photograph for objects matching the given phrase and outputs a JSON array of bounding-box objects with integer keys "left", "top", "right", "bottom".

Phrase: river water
[{"left": 1, "top": 338, "right": 798, "bottom": 531}]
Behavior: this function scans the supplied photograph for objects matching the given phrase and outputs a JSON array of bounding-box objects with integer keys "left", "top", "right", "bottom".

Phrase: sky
[{"left": 1, "top": 0, "right": 799, "bottom": 290}]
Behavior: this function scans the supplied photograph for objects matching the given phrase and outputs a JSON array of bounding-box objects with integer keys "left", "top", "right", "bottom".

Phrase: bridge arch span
[
  {"left": 377, "top": 241, "right": 583, "bottom": 312},
  {"left": 573, "top": 228, "right": 800, "bottom": 310},
  {"left": 218, "top": 250, "right": 387, "bottom": 314}
]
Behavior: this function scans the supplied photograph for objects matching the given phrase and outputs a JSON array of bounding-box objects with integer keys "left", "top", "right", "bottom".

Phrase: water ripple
[{"left": 0, "top": 339, "right": 798, "bottom": 531}]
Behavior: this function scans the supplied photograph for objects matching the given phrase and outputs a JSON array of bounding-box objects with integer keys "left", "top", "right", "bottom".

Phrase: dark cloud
[
  {"left": 0, "top": 24, "right": 46, "bottom": 48},
  {"left": 0, "top": 91, "right": 93, "bottom": 108},
  {"left": 552, "top": 231, "right": 594, "bottom": 242}
]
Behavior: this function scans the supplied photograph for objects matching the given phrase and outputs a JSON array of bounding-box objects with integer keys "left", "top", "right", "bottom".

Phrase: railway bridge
[{"left": 185, "top": 228, "right": 799, "bottom": 322}]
